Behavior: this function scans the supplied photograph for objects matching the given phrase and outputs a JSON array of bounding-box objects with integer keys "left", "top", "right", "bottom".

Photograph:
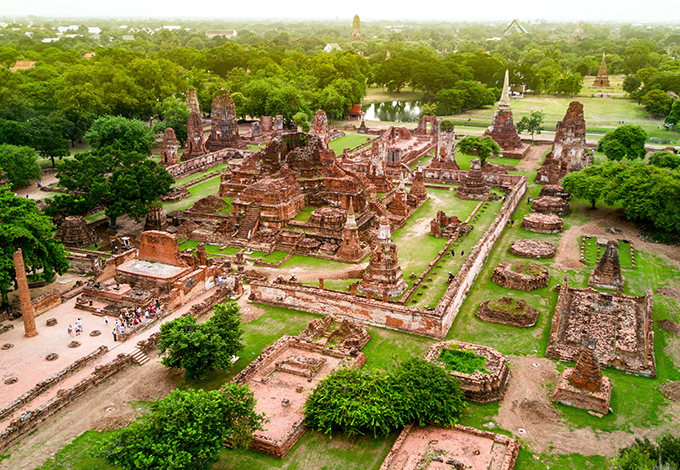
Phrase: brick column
[
  {"left": 13, "top": 249, "right": 38, "bottom": 337},
  {"left": 319, "top": 278, "right": 324, "bottom": 290}
]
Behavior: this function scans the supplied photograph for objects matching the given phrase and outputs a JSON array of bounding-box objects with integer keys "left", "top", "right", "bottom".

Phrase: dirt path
[
  {"left": 553, "top": 205, "right": 680, "bottom": 271},
  {"left": 0, "top": 350, "right": 182, "bottom": 470},
  {"left": 264, "top": 263, "right": 367, "bottom": 283},
  {"left": 497, "top": 356, "right": 680, "bottom": 457},
  {"left": 517, "top": 145, "right": 551, "bottom": 172}
]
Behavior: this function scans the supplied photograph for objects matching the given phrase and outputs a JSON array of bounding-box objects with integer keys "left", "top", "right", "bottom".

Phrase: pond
[{"left": 363, "top": 100, "right": 423, "bottom": 122}]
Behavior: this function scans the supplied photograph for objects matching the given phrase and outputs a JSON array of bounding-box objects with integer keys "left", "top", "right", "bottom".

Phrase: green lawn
[
  {"left": 163, "top": 176, "right": 220, "bottom": 213},
  {"left": 330, "top": 132, "right": 372, "bottom": 156}
]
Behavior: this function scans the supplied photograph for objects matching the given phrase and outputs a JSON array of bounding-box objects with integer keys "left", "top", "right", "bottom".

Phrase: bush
[
  {"left": 438, "top": 347, "right": 489, "bottom": 374},
  {"left": 304, "top": 358, "right": 465, "bottom": 437}
]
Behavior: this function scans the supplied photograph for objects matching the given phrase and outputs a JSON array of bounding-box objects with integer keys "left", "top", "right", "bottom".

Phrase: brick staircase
[
  {"left": 234, "top": 206, "right": 260, "bottom": 239},
  {"left": 130, "top": 347, "right": 150, "bottom": 365}
]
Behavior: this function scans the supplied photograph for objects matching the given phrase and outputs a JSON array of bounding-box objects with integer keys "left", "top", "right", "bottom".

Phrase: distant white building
[
  {"left": 162, "top": 25, "right": 181, "bottom": 31},
  {"left": 122, "top": 35, "right": 134, "bottom": 41},
  {"left": 324, "top": 43, "right": 341, "bottom": 53},
  {"left": 57, "top": 25, "right": 78, "bottom": 33},
  {"left": 42, "top": 37, "right": 60, "bottom": 43},
  {"left": 206, "top": 29, "right": 237, "bottom": 38},
  {"left": 88, "top": 27, "right": 101, "bottom": 34}
]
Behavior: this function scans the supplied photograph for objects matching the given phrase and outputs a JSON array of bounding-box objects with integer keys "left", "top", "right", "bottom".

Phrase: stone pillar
[
  {"left": 319, "top": 278, "right": 324, "bottom": 290},
  {"left": 367, "top": 292, "right": 372, "bottom": 301},
  {"left": 197, "top": 243, "right": 207, "bottom": 266},
  {"left": 382, "top": 292, "right": 388, "bottom": 302},
  {"left": 13, "top": 249, "right": 38, "bottom": 337},
  {"left": 350, "top": 284, "right": 357, "bottom": 296}
]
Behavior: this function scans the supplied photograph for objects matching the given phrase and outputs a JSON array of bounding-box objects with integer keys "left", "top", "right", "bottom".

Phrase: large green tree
[
  {"left": 27, "top": 113, "right": 70, "bottom": 168},
  {"left": 85, "top": 115, "right": 155, "bottom": 155},
  {"left": 0, "top": 189, "right": 69, "bottom": 306},
  {"left": 152, "top": 96, "right": 190, "bottom": 147},
  {"left": 46, "top": 149, "right": 173, "bottom": 226},
  {"left": 598, "top": 125, "right": 649, "bottom": 161},
  {"left": 158, "top": 302, "right": 244, "bottom": 379},
  {"left": 641, "top": 89, "right": 673, "bottom": 117},
  {"left": 456, "top": 135, "right": 501, "bottom": 166},
  {"left": 516, "top": 111, "right": 545, "bottom": 143},
  {"left": 0, "top": 144, "right": 41, "bottom": 187},
  {"left": 96, "top": 386, "right": 265, "bottom": 470}
]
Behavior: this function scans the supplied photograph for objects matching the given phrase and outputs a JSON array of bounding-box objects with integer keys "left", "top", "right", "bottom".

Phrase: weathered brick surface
[
  {"left": 508, "top": 239, "right": 556, "bottom": 259},
  {"left": 476, "top": 297, "right": 539, "bottom": 328},
  {"left": 425, "top": 340, "right": 510, "bottom": 403},
  {"left": 491, "top": 261, "right": 550, "bottom": 291}
]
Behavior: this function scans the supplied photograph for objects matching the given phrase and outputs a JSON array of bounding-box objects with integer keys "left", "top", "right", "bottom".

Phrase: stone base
[
  {"left": 500, "top": 143, "right": 530, "bottom": 159},
  {"left": 508, "top": 240, "right": 556, "bottom": 259},
  {"left": 491, "top": 261, "right": 550, "bottom": 291},
  {"left": 588, "top": 272, "right": 625, "bottom": 291},
  {"left": 521, "top": 213, "right": 563, "bottom": 234},
  {"left": 552, "top": 368, "right": 612, "bottom": 414},
  {"left": 476, "top": 298, "right": 539, "bottom": 328}
]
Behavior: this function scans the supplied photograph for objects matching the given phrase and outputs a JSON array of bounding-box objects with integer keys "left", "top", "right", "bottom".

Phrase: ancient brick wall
[
  {"left": 436, "top": 176, "right": 527, "bottom": 334},
  {"left": 249, "top": 282, "right": 447, "bottom": 338},
  {"left": 138, "top": 231, "right": 186, "bottom": 267},
  {"left": 164, "top": 149, "right": 254, "bottom": 179},
  {"left": 96, "top": 249, "right": 138, "bottom": 282},
  {"left": 32, "top": 289, "right": 62, "bottom": 315},
  {"left": 0, "top": 352, "right": 133, "bottom": 452},
  {"left": 0, "top": 346, "right": 108, "bottom": 422}
]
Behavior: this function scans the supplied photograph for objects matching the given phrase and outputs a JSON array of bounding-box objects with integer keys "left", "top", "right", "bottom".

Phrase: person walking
[
  {"left": 68, "top": 324, "right": 73, "bottom": 337},
  {"left": 104, "top": 315, "right": 109, "bottom": 325}
]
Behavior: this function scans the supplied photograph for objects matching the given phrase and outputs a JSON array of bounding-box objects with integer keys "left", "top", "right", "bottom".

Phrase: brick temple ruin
[
  {"left": 379, "top": 424, "right": 520, "bottom": 470},
  {"left": 508, "top": 239, "right": 556, "bottom": 259},
  {"left": 183, "top": 89, "right": 207, "bottom": 160},
  {"left": 521, "top": 212, "right": 563, "bottom": 234},
  {"left": 483, "top": 70, "right": 529, "bottom": 159},
  {"left": 231, "top": 317, "right": 368, "bottom": 458},
  {"left": 536, "top": 101, "right": 591, "bottom": 184},
  {"left": 531, "top": 195, "right": 570, "bottom": 216},
  {"left": 455, "top": 159, "right": 489, "bottom": 200},
  {"left": 552, "top": 337, "right": 613, "bottom": 414},
  {"left": 358, "top": 217, "right": 408, "bottom": 298},
  {"left": 547, "top": 274, "right": 656, "bottom": 377},
  {"left": 159, "top": 128, "right": 179, "bottom": 166},
  {"left": 476, "top": 297, "right": 539, "bottom": 328},
  {"left": 592, "top": 53, "right": 611, "bottom": 88},
  {"left": 205, "top": 91, "right": 247, "bottom": 152},
  {"left": 425, "top": 340, "right": 510, "bottom": 403},
  {"left": 75, "top": 231, "right": 223, "bottom": 315},
  {"left": 55, "top": 216, "right": 97, "bottom": 248}
]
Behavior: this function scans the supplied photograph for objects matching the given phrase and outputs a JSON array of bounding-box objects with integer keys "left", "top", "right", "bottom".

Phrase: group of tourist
[
  {"left": 111, "top": 301, "right": 161, "bottom": 342},
  {"left": 67, "top": 318, "right": 84, "bottom": 337}
]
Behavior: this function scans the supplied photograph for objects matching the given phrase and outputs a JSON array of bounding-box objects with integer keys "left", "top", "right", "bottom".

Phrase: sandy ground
[
  {"left": 0, "top": 350, "right": 181, "bottom": 470},
  {"left": 516, "top": 145, "right": 551, "bottom": 171},
  {"left": 496, "top": 356, "right": 680, "bottom": 458},
  {"left": 553, "top": 205, "right": 680, "bottom": 272}
]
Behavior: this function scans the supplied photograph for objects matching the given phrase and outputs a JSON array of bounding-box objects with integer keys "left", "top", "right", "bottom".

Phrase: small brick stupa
[
  {"left": 160, "top": 127, "right": 179, "bottom": 166},
  {"left": 483, "top": 70, "right": 526, "bottom": 158},
  {"left": 593, "top": 53, "right": 610, "bottom": 87},
  {"left": 409, "top": 163, "right": 428, "bottom": 202},
  {"left": 184, "top": 89, "right": 207, "bottom": 159},
  {"left": 335, "top": 199, "right": 364, "bottom": 262},
  {"left": 56, "top": 216, "right": 97, "bottom": 248},
  {"left": 588, "top": 240, "right": 625, "bottom": 290},
  {"left": 455, "top": 158, "right": 489, "bottom": 200},
  {"left": 552, "top": 337, "right": 612, "bottom": 414},
  {"left": 390, "top": 178, "right": 409, "bottom": 217},
  {"left": 358, "top": 217, "right": 407, "bottom": 298}
]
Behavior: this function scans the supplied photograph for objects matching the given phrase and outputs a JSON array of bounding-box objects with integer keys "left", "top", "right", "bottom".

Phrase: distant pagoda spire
[{"left": 498, "top": 69, "right": 511, "bottom": 110}]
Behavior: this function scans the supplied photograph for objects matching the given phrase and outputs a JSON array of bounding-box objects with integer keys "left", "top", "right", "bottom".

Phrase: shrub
[
  {"left": 304, "top": 358, "right": 465, "bottom": 437},
  {"left": 438, "top": 347, "right": 489, "bottom": 374}
]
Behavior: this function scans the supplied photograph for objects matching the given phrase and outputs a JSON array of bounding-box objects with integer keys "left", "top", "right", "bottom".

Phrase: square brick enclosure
[
  {"left": 546, "top": 274, "right": 655, "bottom": 377},
  {"left": 231, "top": 335, "right": 366, "bottom": 458},
  {"left": 379, "top": 424, "right": 519, "bottom": 470}
]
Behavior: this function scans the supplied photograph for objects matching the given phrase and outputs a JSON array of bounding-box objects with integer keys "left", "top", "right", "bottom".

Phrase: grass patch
[
  {"left": 36, "top": 429, "right": 115, "bottom": 470},
  {"left": 163, "top": 176, "right": 220, "bottom": 213},
  {"left": 260, "top": 250, "right": 289, "bottom": 263},
  {"left": 330, "top": 132, "right": 372, "bottom": 156},
  {"left": 292, "top": 206, "right": 315, "bottom": 222},
  {"left": 438, "top": 346, "right": 490, "bottom": 374},
  {"left": 511, "top": 262, "right": 543, "bottom": 276}
]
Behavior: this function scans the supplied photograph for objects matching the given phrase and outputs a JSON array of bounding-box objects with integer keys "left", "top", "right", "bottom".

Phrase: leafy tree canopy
[
  {"left": 0, "top": 189, "right": 69, "bottom": 306},
  {"left": 152, "top": 96, "right": 190, "bottom": 147},
  {"left": 457, "top": 135, "right": 501, "bottom": 166},
  {"left": 0, "top": 144, "right": 41, "bottom": 187},
  {"left": 95, "top": 386, "right": 265, "bottom": 470},
  {"left": 598, "top": 125, "right": 648, "bottom": 161},
  {"left": 85, "top": 115, "right": 155, "bottom": 155},
  {"left": 516, "top": 110, "right": 545, "bottom": 142},
  {"left": 158, "top": 301, "right": 245, "bottom": 379},
  {"left": 304, "top": 358, "right": 465, "bottom": 437}
]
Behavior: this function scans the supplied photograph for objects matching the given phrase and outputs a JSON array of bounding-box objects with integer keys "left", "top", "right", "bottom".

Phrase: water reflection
[{"left": 363, "top": 101, "right": 422, "bottom": 122}]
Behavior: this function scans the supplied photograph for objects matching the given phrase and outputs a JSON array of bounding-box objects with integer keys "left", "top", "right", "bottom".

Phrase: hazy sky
[{"left": 2, "top": 0, "right": 679, "bottom": 23}]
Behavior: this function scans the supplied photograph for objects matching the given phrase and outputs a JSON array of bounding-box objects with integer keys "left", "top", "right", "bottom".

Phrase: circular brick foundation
[
  {"left": 90, "top": 330, "right": 101, "bottom": 337},
  {"left": 521, "top": 213, "right": 563, "bottom": 234},
  {"left": 68, "top": 341, "right": 81, "bottom": 348},
  {"left": 476, "top": 297, "right": 539, "bottom": 327},
  {"left": 46, "top": 353, "right": 59, "bottom": 361},
  {"left": 46, "top": 318, "right": 58, "bottom": 326},
  {"left": 2, "top": 343, "right": 13, "bottom": 350},
  {"left": 4, "top": 376, "right": 18, "bottom": 385},
  {"left": 509, "top": 240, "right": 557, "bottom": 259},
  {"left": 491, "top": 261, "right": 550, "bottom": 291}
]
